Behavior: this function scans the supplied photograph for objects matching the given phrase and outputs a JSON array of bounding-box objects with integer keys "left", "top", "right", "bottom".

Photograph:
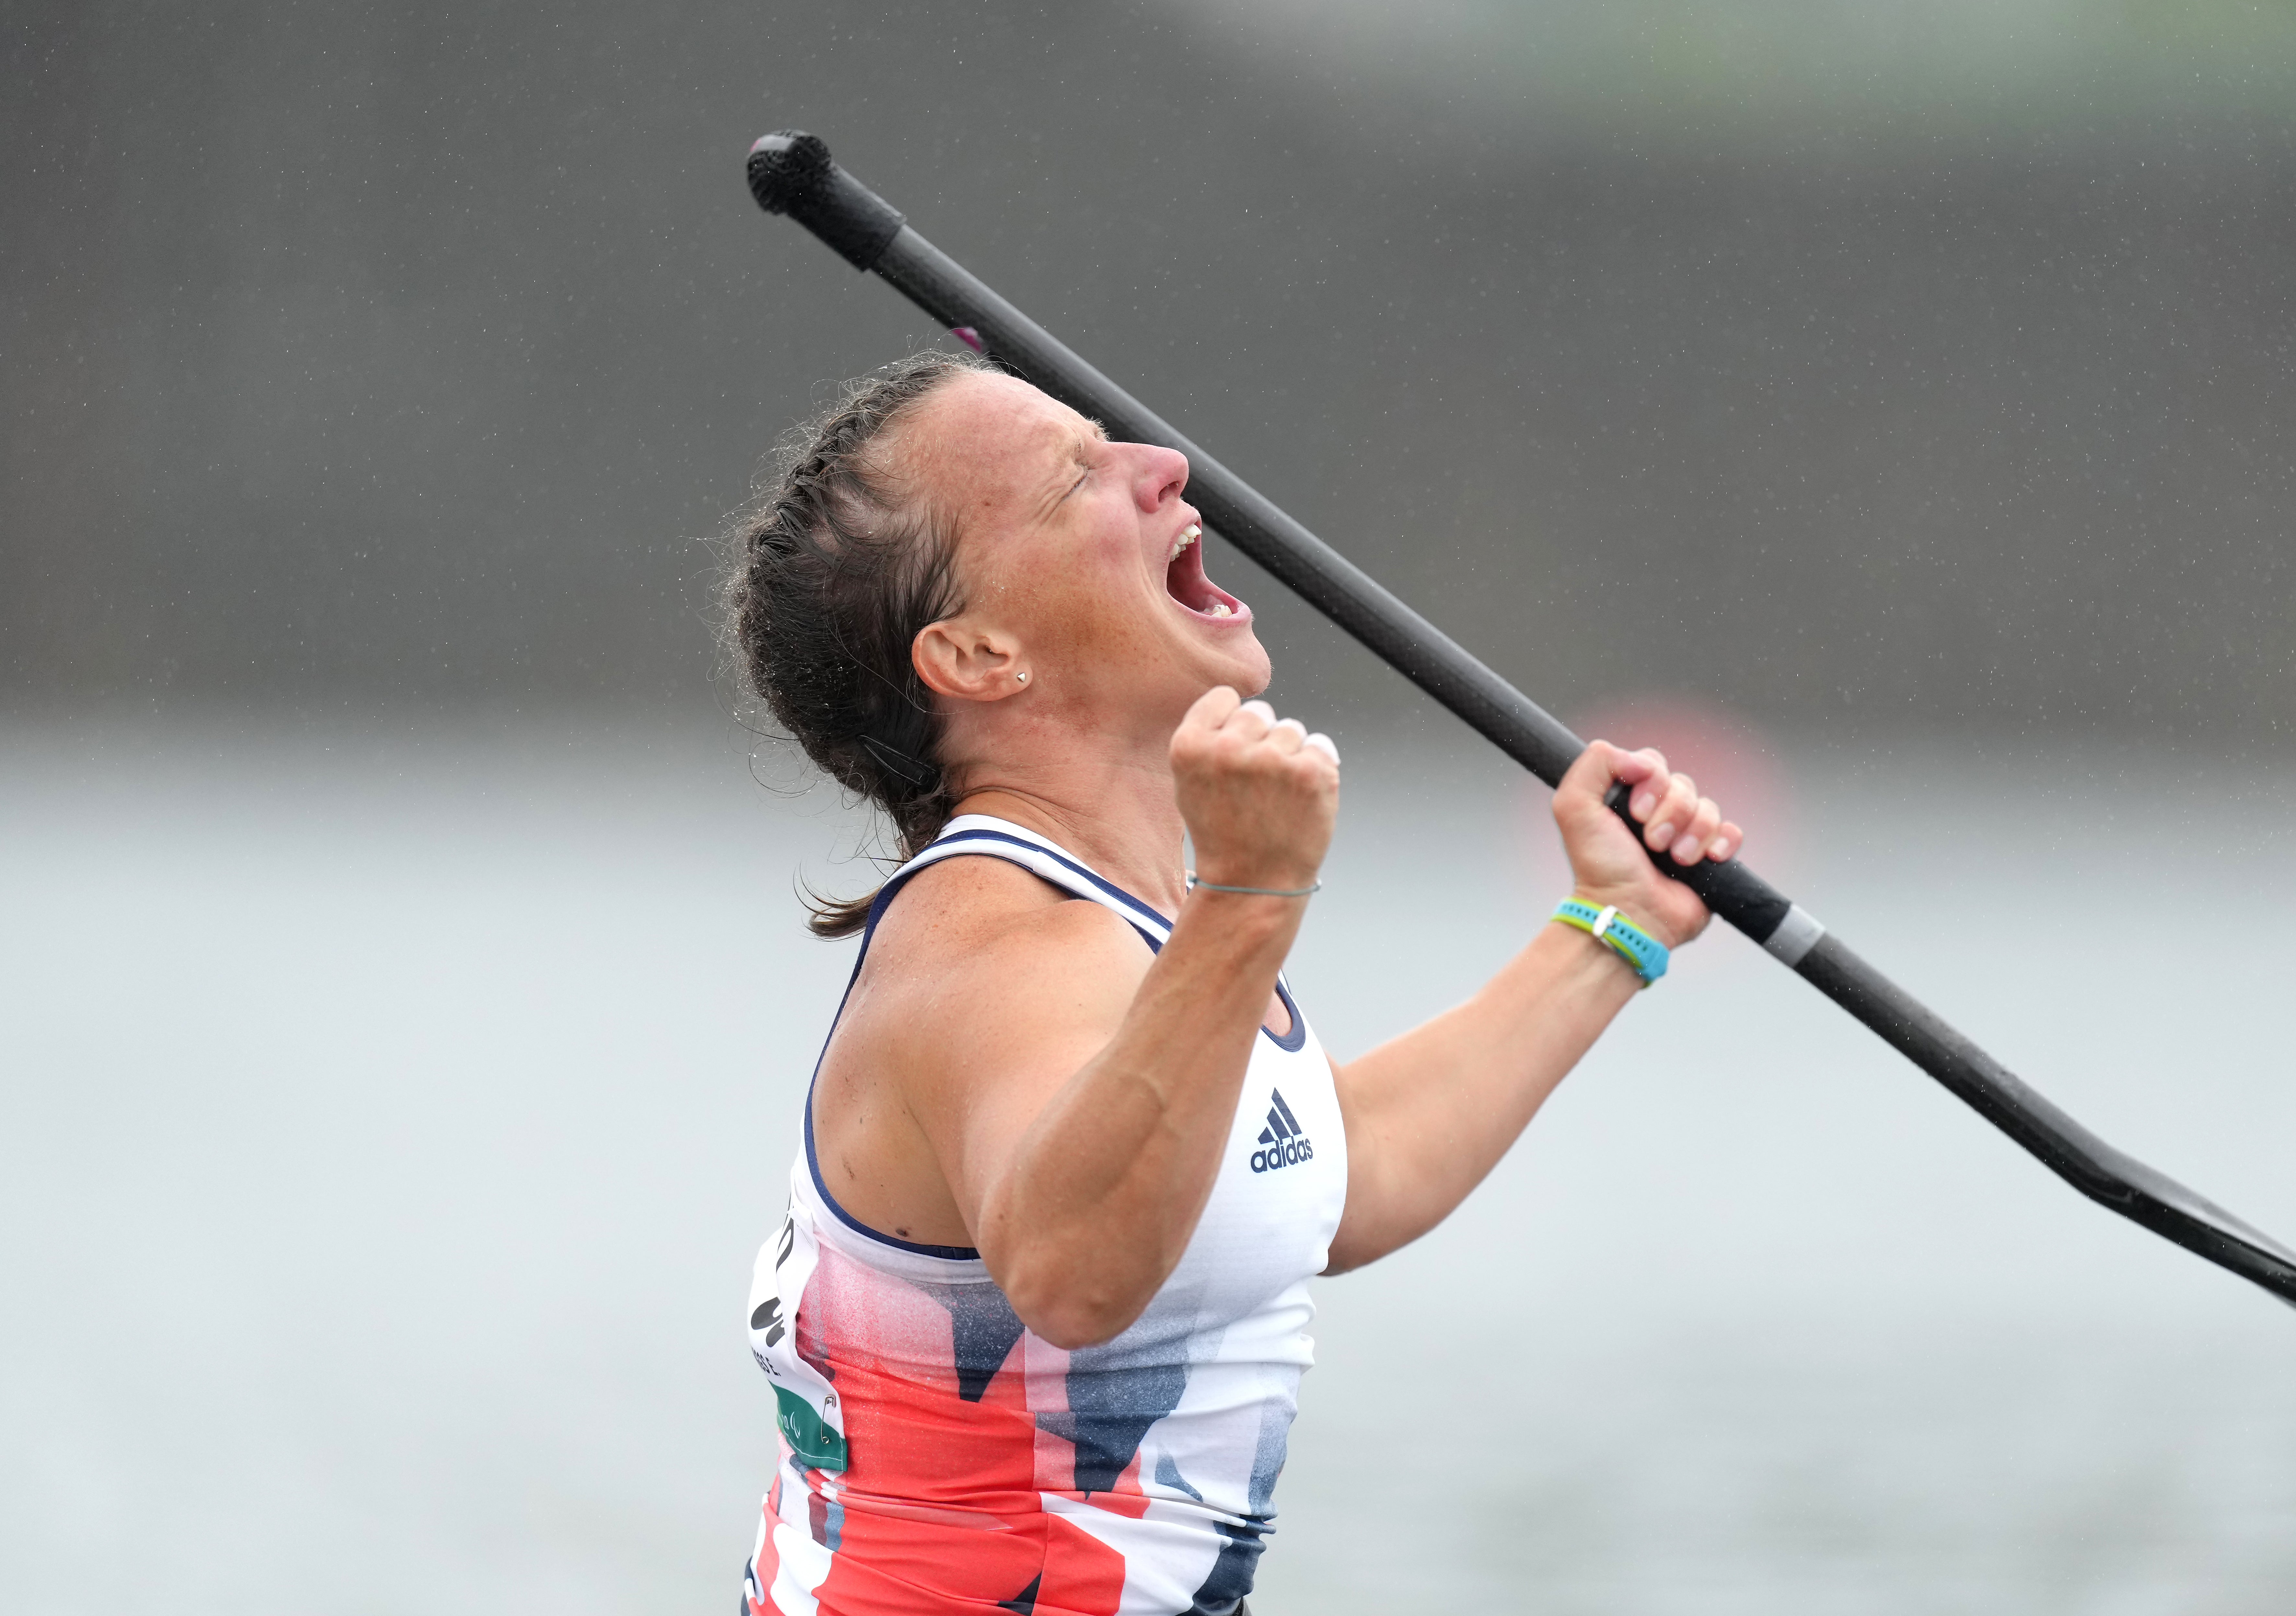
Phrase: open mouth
[{"left": 1164, "top": 523, "right": 1248, "bottom": 621}]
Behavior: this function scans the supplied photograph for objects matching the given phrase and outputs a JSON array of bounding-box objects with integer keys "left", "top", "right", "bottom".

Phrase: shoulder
[{"left": 859, "top": 854, "right": 1154, "bottom": 1017}]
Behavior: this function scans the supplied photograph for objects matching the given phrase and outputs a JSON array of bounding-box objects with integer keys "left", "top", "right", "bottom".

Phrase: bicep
[
  {"left": 1324, "top": 1041, "right": 1437, "bottom": 1273},
  {"left": 896, "top": 906, "right": 1151, "bottom": 1241},
  {"left": 1324, "top": 1049, "right": 1383, "bottom": 1273}
]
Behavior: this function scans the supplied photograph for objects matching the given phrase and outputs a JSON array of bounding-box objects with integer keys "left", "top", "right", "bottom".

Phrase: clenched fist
[{"left": 1170, "top": 688, "right": 1339, "bottom": 896}]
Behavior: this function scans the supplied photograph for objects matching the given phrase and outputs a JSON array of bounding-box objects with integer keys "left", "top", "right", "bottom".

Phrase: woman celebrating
[{"left": 727, "top": 351, "right": 1743, "bottom": 1616}]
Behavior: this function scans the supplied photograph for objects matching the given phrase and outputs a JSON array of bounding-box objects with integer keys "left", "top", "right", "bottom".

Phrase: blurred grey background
[
  {"left": 6, "top": 3, "right": 2295, "bottom": 1614},
  {"left": 10, "top": 0, "right": 2295, "bottom": 729}
]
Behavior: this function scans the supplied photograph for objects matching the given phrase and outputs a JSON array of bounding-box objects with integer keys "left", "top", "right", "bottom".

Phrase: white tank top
[{"left": 744, "top": 815, "right": 1347, "bottom": 1616}]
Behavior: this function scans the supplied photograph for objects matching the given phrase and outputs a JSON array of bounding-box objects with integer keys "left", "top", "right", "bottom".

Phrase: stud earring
[{"left": 1016, "top": 671, "right": 1029, "bottom": 684}]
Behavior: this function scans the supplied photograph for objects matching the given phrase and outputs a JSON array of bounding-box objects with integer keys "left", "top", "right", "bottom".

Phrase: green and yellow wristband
[{"left": 1553, "top": 898, "right": 1669, "bottom": 987}]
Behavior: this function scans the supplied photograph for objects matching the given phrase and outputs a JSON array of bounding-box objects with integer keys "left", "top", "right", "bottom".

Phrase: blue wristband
[{"left": 1552, "top": 898, "right": 1670, "bottom": 987}]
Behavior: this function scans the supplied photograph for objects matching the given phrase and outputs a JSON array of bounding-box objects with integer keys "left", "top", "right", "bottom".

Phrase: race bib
[{"left": 748, "top": 1203, "right": 849, "bottom": 1472}]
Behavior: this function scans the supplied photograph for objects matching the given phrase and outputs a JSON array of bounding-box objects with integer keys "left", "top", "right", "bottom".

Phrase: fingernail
[
  {"left": 1649, "top": 821, "right": 1673, "bottom": 846},
  {"left": 1672, "top": 834, "right": 1700, "bottom": 863},
  {"left": 1710, "top": 839, "right": 1732, "bottom": 862},
  {"left": 1632, "top": 792, "right": 1656, "bottom": 818}
]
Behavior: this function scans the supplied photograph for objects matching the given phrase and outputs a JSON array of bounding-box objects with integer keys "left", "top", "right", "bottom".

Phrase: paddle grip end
[{"left": 747, "top": 131, "right": 905, "bottom": 273}]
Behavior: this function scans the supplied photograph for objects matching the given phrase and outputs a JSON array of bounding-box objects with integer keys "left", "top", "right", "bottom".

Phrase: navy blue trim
[
  {"left": 930, "top": 828, "right": 1176, "bottom": 936},
  {"left": 804, "top": 1087, "right": 981, "bottom": 1260},
  {"left": 1265, "top": 978, "right": 1307, "bottom": 1052},
  {"left": 933, "top": 828, "right": 1309, "bottom": 1050},
  {"left": 802, "top": 854, "right": 994, "bottom": 1262}
]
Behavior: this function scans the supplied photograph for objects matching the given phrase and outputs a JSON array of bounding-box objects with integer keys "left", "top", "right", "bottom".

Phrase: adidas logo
[{"left": 1250, "top": 1088, "right": 1314, "bottom": 1174}]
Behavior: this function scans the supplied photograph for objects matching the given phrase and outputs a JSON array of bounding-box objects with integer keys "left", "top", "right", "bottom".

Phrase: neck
[{"left": 941, "top": 712, "right": 1190, "bottom": 915}]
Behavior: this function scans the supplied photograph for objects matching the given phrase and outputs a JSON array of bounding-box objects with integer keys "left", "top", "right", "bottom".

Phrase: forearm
[
  {"left": 981, "top": 894, "right": 1301, "bottom": 1344},
  {"left": 1325, "top": 921, "right": 1640, "bottom": 1272}
]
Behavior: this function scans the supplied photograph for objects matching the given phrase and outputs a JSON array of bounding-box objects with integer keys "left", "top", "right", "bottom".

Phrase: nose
[{"left": 1127, "top": 442, "right": 1189, "bottom": 513}]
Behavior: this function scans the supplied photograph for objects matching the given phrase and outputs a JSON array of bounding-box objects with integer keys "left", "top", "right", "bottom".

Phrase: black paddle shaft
[{"left": 743, "top": 130, "right": 2296, "bottom": 1309}]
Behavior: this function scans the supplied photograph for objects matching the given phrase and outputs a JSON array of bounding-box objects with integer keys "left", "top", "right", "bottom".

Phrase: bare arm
[
  {"left": 1324, "top": 741, "right": 1743, "bottom": 1273},
  {"left": 1325, "top": 921, "right": 1638, "bottom": 1272},
  {"left": 848, "top": 688, "right": 1338, "bottom": 1348},
  {"left": 949, "top": 884, "right": 1304, "bottom": 1347}
]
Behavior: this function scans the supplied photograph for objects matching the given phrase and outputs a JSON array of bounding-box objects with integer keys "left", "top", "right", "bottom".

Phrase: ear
[{"left": 913, "top": 618, "right": 1028, "bottom": 703}]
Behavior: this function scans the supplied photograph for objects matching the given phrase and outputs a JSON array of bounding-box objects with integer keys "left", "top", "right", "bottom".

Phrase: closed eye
[{"left": 1042, "top": 423, "right": 1107, "bottom": 512}]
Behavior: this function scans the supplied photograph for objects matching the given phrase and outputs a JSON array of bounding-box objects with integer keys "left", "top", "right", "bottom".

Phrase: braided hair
[{"left": 724, "top": 348, "right": 990, "bottom": 936}]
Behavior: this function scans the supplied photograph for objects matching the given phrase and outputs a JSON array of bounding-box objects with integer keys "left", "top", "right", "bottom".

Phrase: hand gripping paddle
[{"left": 743, "top": 129, "right": 2296, "bottom": 1310}]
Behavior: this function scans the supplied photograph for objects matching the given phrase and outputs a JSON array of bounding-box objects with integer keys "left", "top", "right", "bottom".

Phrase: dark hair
[{"left": 723, "top": 348, "right": 991, "bottom": 937}]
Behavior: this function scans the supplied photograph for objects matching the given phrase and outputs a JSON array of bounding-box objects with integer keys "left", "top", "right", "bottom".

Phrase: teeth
[
  {"left": 1168, "top": 524, "right": 1200, "bottom": 562},
  {"left": 1206, "top": 601, "right": 1232, "bottom": 618}
]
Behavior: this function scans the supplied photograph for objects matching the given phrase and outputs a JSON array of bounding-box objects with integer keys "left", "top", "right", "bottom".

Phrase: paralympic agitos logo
[{"left": 1250, "top": 1089, "right": 1312, "bottom": 1174}]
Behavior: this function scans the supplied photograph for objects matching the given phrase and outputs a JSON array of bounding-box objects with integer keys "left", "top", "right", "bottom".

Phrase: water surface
[{"left": 3, "top": 718, "right": 2289, "bottom": 1613}]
